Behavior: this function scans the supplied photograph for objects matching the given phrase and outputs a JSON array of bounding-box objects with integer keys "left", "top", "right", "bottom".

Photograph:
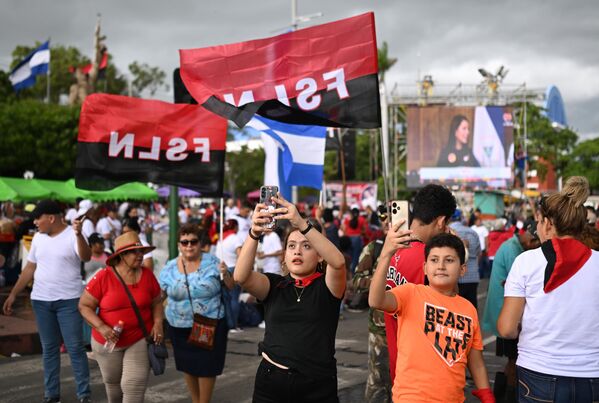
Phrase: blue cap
[{"left": 451, "top": 209, "right": 462, "bottom": 222}]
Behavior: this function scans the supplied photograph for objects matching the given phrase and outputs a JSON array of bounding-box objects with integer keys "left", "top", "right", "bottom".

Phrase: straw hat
[{"left": 106, "top": 232, "right": 155, "bottom": 266}]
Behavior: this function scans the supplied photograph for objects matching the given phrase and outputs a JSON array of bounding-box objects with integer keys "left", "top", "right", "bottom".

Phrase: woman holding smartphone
[{"left": 234, "top": 194, "right": 346, "bottom": 403}]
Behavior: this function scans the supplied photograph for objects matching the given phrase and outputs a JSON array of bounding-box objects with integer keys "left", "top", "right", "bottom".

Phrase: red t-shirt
[
  {"left": 86, "top": 267, "right": 160, "bottom": 347},
  {"left": 344, "top": 216, "right": 367, "bottom": 236},
  {"left": 487, "top": 230, "right": 513, "bottom": 259},
  {"left": 384, "top": 241, "right": 426, "bottom": 383}
]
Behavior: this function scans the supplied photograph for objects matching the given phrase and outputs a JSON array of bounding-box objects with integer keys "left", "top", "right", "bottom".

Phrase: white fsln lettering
[
  {"left": 221, "top": 67, "right": 350, "bottom": 109},
  {"left": 138, "top": 137, "right": 161, "bottom": 161},
  {"left": 274, "top": 84, "right": 290, "bottom": 106},
  {"left": 224, "top": 91, "right": 255, "bottom": 107},
  {"left": 296, "top": 78, "right": 321, "bottom": 111},
  {"left": 108, "top": 131, "right": 134, "bottom": 159},
  {"left": 193, "top": 138, "right": 210, "bottom": 162},
  {"left": 323, "top": 68, "right": 349, "bottom": 99},
  {"left": 166, "top": 138, "right": 188, "bottom": 161}
]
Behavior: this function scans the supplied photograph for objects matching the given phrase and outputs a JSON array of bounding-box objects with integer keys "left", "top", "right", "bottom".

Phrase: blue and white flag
[
  {"left": 472, "top": 106, "right": 507, "bottom": 168},
  {"left": 247, "top": 116, "right": 326, "bottom": 200},
  {"left": 9, "top": 40, "right": 50, "bottom": 91}
]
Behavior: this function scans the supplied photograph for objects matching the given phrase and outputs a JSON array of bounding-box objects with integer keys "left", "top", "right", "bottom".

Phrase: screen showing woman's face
[{"left": 455, "top": 120, "right": 470, "bottom": 144}]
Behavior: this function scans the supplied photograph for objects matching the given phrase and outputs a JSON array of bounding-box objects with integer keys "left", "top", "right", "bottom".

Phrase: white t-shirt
[
  {"left": 216, "top": 233, "right": 243, "bottom": 268},
  {"left": 261, "top": 232, "right": 283, "bottom": 274},
  {"left": 28, "top": 226, "right": 84, "bottom": 301},
  {"left": 232, "top": 215, "right": 251, "bottom": 242},
  {"left": 178, "top": 209, "right": 188, "bottom": 224},
  {"left": 224, "top": 205, "right": 240, "bottom": 221},
  {"left": 81, "top": 219, "right": 96, "bottom": 239},
  {"left": 96, "top": 216, "right": 122, "bottom": 250},
  {"left": 471, "top": 224, "right": 489, "bottom": 251},
  {"left": 504, "top": 247, "right": 599, "bottom": 377}
]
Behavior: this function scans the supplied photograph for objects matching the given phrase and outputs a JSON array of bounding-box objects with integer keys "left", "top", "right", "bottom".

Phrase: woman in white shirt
[{"left": 498, "top": 176, "right": 599, "bottom": 402}]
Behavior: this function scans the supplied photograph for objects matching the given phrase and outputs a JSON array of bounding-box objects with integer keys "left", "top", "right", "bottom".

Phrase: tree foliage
[
  {"left": 128, "top": 61, "right": 168, "bottom": 97},
  {"left": 377, "top": 41, "right": 397, "bottom": 82},
  {"left": 514, "top": 103, "right": 578, "bottom": 180},
  {"left": 224, "top": 145, "right": 265, "bottom": 198},
  {"left": 563, "top": 137, "right": 599, "bottom": 191},
  {"left": 9, "top": 43, "right": 127, "bottom": 103},
  {"left": 0, "top": 100, "right": 80, "bottom": 179}
]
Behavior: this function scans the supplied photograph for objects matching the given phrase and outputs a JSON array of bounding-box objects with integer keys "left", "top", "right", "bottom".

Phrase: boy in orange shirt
[{"left": 369, "top": 227, "right": 494, "bottom": 402}]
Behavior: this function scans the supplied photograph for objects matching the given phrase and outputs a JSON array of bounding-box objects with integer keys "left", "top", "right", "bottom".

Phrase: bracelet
[
  {"left": 248, "top": 228, "right": 261, "bottom": 241},
  {"left": 300, "top": 221, "right": 313, "bottom": 235}
]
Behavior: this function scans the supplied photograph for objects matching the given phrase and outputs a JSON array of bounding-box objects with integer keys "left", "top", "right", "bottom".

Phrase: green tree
[
  {"left": 377, "top": 41, "right": 397, "bottom": 82},
  {"left": 224, "top": 145, "right": 265, "bottom": 198},
  {"left": 0, "top": 100, "right": 80, "bottom": 179},
  {"left": 563, "top": 137, "right": 599, "bottom": 191},
  {"left": 128, "top": 61, "right": 168, "bottom": 97},
  {"left": 514, "top": 103, "right": 578, "bottom": 180},
  {"left": 10, "top": 43, "right": 126, "bottom": 103}
]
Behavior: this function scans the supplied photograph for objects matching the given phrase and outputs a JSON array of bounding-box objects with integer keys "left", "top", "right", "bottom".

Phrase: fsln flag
[
  {"left": 247, "top": 116, "right": 326, "bottom": 199},
  {"left": 76, "top": 94, "right": 228, "bottom": 196},
  {"left": 180, "top": 13, "right": 380, "bottom": 129},
  {"left": 9, "top": 40, "right": 50, "bottom": 91},
  {"left": 472, "top": 106, "right": 507, "bottom": 168}
]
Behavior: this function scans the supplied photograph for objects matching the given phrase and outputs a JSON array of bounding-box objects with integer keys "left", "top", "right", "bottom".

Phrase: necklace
[{"left": 293, "top": 286, "right": 306, "bottom": 302}]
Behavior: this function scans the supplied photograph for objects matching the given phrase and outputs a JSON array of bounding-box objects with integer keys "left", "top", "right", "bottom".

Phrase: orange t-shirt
[{"left": 390, "top": 284, "right": 482, "bottom": 402}]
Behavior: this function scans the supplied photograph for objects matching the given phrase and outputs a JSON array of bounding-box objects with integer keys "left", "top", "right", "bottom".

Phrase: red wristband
[{"left": 472, "top": 388, "right": 495, "bottom": 403}]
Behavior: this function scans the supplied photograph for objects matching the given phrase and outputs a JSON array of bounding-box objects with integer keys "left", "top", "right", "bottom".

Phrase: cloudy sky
[{"left": 2, "top": 0, "right": 598, "bottom": 139}]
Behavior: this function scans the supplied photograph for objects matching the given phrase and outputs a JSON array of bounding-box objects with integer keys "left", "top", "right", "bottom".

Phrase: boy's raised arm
[{"left": 368, "top": 221, "right": 412, "bottom": 312}]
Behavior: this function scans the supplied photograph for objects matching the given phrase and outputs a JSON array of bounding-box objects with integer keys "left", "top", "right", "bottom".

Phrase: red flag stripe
[
  {"left": 179, "top": 12, "right": 378, "bottom": 106},
  {"left": 78, "top": 94, "right": 227, "bottom": 151}
]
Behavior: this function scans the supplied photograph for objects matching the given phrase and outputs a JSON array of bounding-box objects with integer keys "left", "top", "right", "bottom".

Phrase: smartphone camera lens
[
  {"left": 392, "top": 202, "right": 397, "bottom": 208},
  {"left": 392, "top": 208, "right": 397, "bottom": 214}
]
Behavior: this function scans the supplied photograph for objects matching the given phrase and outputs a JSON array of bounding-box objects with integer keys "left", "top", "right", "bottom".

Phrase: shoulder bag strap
[
  {"left": 181, "top": 258, "right": 196, "bottom": 314},
  {"left": 111, "top": 266, "right": 150, "bottom": 339}
]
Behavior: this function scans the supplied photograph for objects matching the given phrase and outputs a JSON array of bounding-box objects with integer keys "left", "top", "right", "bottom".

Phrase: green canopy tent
[
  {"left": 0, "top": 177, "right": 158, "bottom": 203},
  {"left": 0, "top": 177, "right": 52, "bottom": 202}
]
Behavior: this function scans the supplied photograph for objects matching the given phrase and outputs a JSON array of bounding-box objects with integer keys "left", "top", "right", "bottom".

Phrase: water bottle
[{"left": 103, "top": 320, "right": 124, "bottom": 353}]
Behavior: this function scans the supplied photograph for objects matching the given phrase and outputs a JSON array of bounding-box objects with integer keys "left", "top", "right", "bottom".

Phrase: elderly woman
[
  {"left": 234, "top": 194, "right": 346, "bottom": 403},
  {"left": 159, "top": 223, "right": 233, "bottom": 403},
  {"left": 498, "top": 176, "right": 599, "bottom": 402},
  {"left": 79, "top": 232, "right": 163, "bottom": 403}
]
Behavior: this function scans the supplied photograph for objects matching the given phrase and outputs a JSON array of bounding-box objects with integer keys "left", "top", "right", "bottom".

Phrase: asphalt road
[{"left": 0, "top": 279, "right": 506, "bottom": 402}]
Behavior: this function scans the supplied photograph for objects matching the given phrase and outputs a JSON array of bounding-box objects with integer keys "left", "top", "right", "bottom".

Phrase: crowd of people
[{"left": 1, "top": 177, "right": 599, "bottom": 402}]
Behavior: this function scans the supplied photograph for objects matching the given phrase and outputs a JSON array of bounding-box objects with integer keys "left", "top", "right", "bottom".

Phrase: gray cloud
[{"left": 1, "top": 0, "right": 597, "bottom": 137}]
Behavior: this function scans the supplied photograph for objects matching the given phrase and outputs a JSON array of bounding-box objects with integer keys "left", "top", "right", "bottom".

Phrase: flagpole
[
  {"left": 379, "top": 81, "right": 391, "bottom": 210},
  {"left": 46, "top": 38, "right": 51, "bottom": 103}
]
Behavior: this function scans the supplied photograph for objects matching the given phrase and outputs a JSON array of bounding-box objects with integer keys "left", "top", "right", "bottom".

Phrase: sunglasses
[{"left": 179, "top": 239, "right": 200, "bottom": 246}]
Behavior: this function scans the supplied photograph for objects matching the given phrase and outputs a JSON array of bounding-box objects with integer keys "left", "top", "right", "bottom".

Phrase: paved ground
[{"left": 0, "top": 279, "right": 505, "bottom": 402}]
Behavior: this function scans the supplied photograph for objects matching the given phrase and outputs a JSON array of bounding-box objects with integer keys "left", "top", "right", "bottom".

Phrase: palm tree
[{"left": 378, "top": 41, "right": 397, "bottom": 83}]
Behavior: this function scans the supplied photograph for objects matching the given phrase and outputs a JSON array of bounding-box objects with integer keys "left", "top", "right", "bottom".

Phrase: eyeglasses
[{"left": 179, "top": 239, "right": 200, "bottom": 246}]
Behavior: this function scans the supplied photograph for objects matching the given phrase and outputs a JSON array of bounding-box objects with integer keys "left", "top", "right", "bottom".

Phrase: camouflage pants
[{"left": 365, "top": 332, "right": 392, "bottom": 403}]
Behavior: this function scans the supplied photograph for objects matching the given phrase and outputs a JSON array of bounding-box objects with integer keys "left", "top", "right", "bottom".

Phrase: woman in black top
[
  {"left": 437, "top": 114, "right": 480, "bottom": 167},
  {"left": 234, "top": 194, "right": 346, "bottom": 403}
]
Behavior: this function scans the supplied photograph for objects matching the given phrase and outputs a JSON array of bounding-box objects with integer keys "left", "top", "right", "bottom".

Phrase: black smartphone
[{"left": 259, "top": 185, "right": 279, "bottom": 229}]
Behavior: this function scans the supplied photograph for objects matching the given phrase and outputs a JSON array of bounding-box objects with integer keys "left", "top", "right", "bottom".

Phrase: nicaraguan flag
[
  {"left": 472, "top": 106, "right": 506, "bottom": 168},
  {"left": 247, "top": 116, "right": 326, "bottom": 200},
  {"left": 9, "top": 40, "right": 50, "bottom": 91}
]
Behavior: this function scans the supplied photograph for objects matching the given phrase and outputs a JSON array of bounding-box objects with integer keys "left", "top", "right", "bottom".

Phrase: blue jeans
[
  {"left": 32, "top": 298, "right": 91, "bottom": 399},
  {"left": 517, "top": 366, "right": 599, "bottom": 402},
  {"left": 349, "top": 235, "right": 363, "bottom": 274},
  {"left": 229, "top": 284, "right": 241, "bottom": 328}
]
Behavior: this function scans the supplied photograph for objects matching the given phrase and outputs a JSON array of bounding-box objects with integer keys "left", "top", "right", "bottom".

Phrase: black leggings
[{"left": 252, "top": 359, "right": 339, "bottom": 403}]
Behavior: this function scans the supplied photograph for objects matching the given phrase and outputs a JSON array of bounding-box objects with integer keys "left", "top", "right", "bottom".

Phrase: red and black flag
[
  {"left": 75, "top": 94, "right": 228, "bottom": 196},
  {"left": 179, "top": 12, "right": 380, "bottom": 129}
]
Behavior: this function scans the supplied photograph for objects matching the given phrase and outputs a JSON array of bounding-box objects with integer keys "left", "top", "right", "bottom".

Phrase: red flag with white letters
[
  {"left": 179, "top": 12, "right": 381, "bottom": 128},
  {"left": 75, "top": 94, "right": 228, "bottom": 195}
]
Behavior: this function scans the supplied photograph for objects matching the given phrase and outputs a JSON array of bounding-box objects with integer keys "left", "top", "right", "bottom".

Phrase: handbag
[
  {"left": 182, "top": 258, "right": 223, "bottom": 350},
  {"left": 112, "top": 267, "right": 168, "bottom": 376}
]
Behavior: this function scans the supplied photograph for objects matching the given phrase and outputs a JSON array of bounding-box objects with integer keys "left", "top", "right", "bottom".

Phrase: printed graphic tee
[{"left": 390, "top": 284, "right": 482, "bottom": 402}]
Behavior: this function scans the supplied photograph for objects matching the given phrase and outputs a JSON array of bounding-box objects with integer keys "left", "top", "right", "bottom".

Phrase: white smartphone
[
  {"left": 259, "top": 185, "right": 279, "bottom": 229},
  {"left": 390, "top": 200, "right": 409, "bottom": 231}
]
